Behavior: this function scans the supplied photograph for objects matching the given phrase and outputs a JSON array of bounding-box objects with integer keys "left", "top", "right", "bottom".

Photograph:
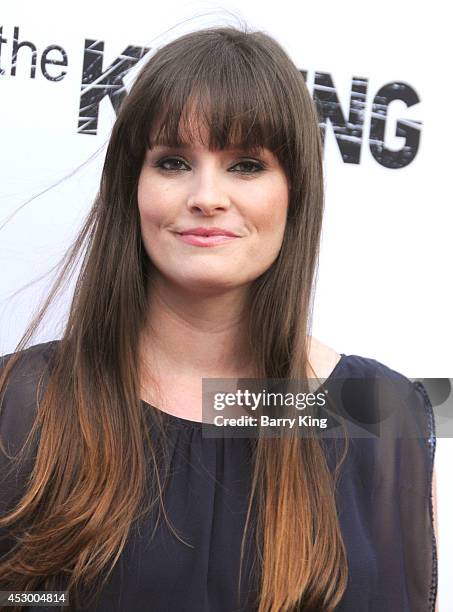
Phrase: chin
[{"left": 174, "top": 272, "right": 248, "bottom": 293}]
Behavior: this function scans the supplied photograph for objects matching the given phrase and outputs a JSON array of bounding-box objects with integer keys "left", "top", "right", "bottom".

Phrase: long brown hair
[{"left": 0, "top": 25, "right": 349, "bottom": 611}]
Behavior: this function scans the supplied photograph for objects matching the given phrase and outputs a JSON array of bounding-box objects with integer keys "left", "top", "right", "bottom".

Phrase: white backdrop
[{"left": 1, "top": 1, "right": 451, "bottom": 608}]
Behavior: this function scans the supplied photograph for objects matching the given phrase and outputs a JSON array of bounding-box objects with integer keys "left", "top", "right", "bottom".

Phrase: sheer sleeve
[
  {"left": 367, "top": 378, "right": 437, "bottom": 611},
  {"left": 411, "top": 381, "right": 438, "bottom": 612},
  {"left": 0, "top": 341, "right": 57, "bottom": 559}
]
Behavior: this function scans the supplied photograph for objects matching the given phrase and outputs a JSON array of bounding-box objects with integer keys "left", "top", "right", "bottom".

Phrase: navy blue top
[{"left": 0, "top": 341, "right": 437, "bottom": 611}]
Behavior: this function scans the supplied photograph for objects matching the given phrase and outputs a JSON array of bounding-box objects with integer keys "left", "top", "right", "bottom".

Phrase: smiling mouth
[{"left": 174, "top": 233, "right": 239, "bottom": 247}]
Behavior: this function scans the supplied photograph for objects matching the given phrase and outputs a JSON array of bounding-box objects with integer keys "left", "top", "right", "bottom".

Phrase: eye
[
  {"left": 154, "top": 157, "right": 190, "bottom": 172},
  {"left": 230, "top": 160, "right": 265, "bottom": 174}
]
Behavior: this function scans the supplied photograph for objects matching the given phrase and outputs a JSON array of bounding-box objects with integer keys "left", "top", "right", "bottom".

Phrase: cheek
[
  {"left": 252, "top": 182, "right": 288, "bottom": 236},
  {"left": 137, "top": 173, "right": 152, "bottom": 222},
  {"left": 137, "top": 175, "right": 169, "bottom": 229}
]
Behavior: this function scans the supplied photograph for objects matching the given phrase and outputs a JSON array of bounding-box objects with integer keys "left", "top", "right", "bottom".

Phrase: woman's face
[{"left": 137, "top": 123, "right": 289, "bottom": 294}]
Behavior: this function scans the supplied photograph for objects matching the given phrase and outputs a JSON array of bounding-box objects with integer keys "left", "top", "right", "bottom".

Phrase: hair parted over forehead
[{"left": 115, "top": 26, "right": 322, "bottom": 203}]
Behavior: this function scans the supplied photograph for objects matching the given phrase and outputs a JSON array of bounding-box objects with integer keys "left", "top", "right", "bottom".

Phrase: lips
[
  {"left": 175, "top": 230, "right": 239, "bottom": 247},
  {"left": 178, "top": 227, "right": 239, "bottom": 237}
]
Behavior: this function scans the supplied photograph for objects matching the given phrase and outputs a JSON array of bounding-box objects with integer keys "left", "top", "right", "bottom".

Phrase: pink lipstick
[{"left": 175, "top": 226, "right": 240, "bottom": 247}]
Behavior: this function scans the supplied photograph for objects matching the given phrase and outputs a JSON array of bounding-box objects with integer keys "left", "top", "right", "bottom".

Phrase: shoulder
[
  {"left": 307, "top": 336, "right": 421, "bottom": 400},
  {"left": 307, "top": 336, "right": 342, "bottom": 379},
  {"left": 326, "top": 349, "right": 435, "bottom": 443},
  {"left": 0, "top": 339, "right": 60, "bottom": 403},
  {"left": 307, "top": 337, "right": 427, "bottom": 410},
  {"left": 309, "top": 336, "right": 433, "bottom": 423},
  {"left": 0, "top": 339, "right": 59, "bottom": 373}
]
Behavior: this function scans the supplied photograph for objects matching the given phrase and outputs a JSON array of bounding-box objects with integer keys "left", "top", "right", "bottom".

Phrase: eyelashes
[
  {"left": 231, "top": 160, "right": 265, "bottom": 174},
  {"left": 153, "top": 158, "right": 190, "bottom": 172},
  {"left": 152, "top": 156, "right": 266, "bottom": 175}
]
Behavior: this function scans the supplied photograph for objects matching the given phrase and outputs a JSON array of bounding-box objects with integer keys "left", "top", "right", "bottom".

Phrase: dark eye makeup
[
  {"left": 152, "top": 156, "right": 266, "bottom": 175},
  {"left": 154, "top": 157, "right": 190, "bottom": 172}
]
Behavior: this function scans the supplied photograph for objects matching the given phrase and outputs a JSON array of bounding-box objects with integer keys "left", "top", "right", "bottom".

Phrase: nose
[{"left": 186, "top": 170, "right": 231, "bottom": 216}]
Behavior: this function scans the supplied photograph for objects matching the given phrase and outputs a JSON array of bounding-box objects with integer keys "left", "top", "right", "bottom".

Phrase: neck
[{"left": 139, "top": 275, "right": 255, "bottom": 379}]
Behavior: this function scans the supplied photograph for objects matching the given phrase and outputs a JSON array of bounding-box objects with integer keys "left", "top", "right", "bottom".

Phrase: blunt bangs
[{"left": 142, "top": 34, "right": 294, "bottom": 160}]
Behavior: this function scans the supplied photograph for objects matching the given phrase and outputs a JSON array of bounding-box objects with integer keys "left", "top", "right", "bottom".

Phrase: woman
[{"left": 0, "top": 26, "right": 437, "bottom": 612}]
